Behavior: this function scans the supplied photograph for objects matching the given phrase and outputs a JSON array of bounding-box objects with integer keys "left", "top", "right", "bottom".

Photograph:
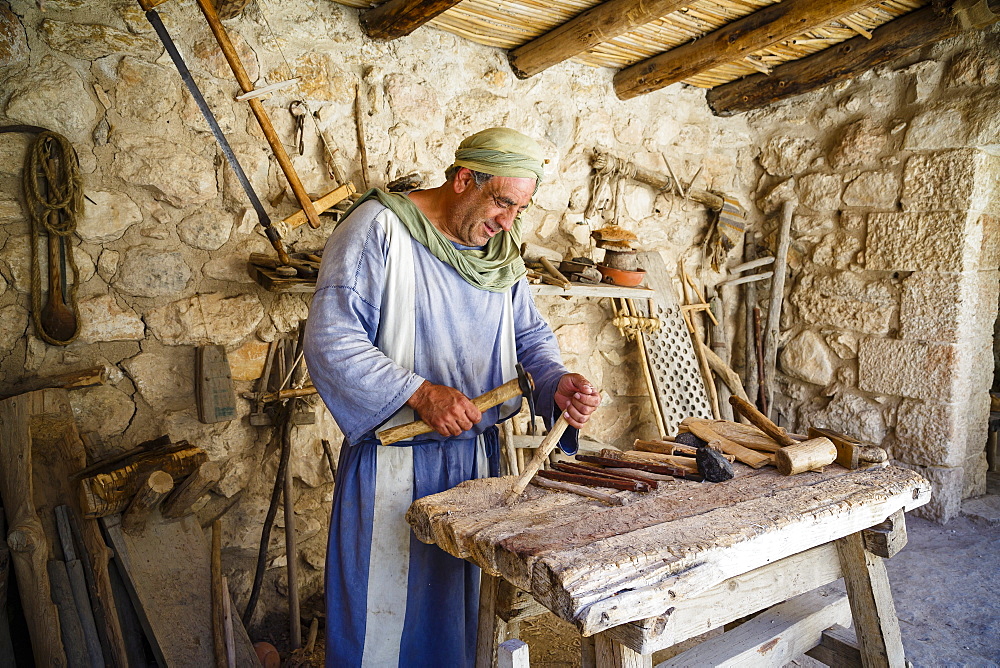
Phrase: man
[{"left": 303, "top": 127, "right": 600, "bottom": 667}]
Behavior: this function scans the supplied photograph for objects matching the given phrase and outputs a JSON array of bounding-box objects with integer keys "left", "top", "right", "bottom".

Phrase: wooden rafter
[
  {"left": 508, "top": 0, "right": 691, "bottom": 79},
  {"left": 707, "top": 0, "right": 1000, "bottom": 115},
  {"left": 360, "top": 0, "right": 465, "bottom": 41},
  {"left": 613, "top": 0, "right": 886, "bottom": 100}
]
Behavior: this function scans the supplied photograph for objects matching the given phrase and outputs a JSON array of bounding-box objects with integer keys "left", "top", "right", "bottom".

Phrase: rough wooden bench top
[{"left": 406, "top": 464, "right": 930, "bottom": 636}]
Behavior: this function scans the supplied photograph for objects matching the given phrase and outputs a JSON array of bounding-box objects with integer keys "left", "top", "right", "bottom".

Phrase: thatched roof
[{"left": 331, "top": 0, "right": 999, "bottom": 113}]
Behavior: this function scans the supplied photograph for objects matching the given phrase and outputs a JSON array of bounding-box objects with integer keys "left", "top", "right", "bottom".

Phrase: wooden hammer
[{"left": 377, "top": 364, "right": 535, "bottom": 446}]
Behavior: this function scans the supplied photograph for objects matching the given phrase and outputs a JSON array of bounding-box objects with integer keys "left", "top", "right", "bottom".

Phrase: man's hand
[
  {"left": 554, "top": 373, "right": 601, "bottom": 429},
  {"left": 406, "top": 380, "right": 483, "bottom": 437}
]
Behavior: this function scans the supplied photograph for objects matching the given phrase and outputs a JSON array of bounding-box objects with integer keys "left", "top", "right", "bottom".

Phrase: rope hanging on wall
[{"left": 22, "top": 130, "right": 84, "bottom": 345}]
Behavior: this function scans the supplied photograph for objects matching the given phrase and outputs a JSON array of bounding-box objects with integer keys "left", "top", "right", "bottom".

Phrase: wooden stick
[
  {"left": 282, "top": 183, "right": 356, "bottom": 230},
  {"left": 627, "top": 299, "right": 667, "bottom": 438},
  {"left": 717, "top": 271, "right": 774, "bottom": 288},
  {"left": 54, "top": 507, "right": 104, "bottom": 667},
  {"left": 709, "top": 294, "right": 734, "bottom": 421},
  {"left": 775, "top": 437, "right": 837, "bottom": 476},
  {"left": 703, "top": 346, "right": 751, "bottom": 405},
  {"left": 283, "top": 422, "right": 301, "bottom": 651},
  {"left": 506, "top": 415, "right": 571, "bottom": 503},
  {"left": 764, "top": 201, "right": 794, "bottom": 420},
  {"left": 536, "top": 469, "right": 648, "bottom": 492},
  {"left": 682, "top": 418, "right": 772, "bottom": 469},
  {"left": 729, "top": 395, "right": 797, "bottom": 447},
  {"left": 194, "top": 0, "right": 320, "bottom": 229},
  {"left": 743, "top": 233, "right": 760, "bottom": 413},
  {"left": 553, "top": 461, "right": 660, "bottom": 489},
  {"left": 576, "top": 454, "right": 692, "bottom": 478},
  {"left": 121, "top": 470, "right": 173, "bottom": 534},
  {"left": 729, "top": 257, "right": 775, "bottom": 275},
  {"left": 0, "top": 364, "right": 110, "bottom": 400},
  {"left": 162, "top": 461, "right": 221, "bottom": 519},
  {"left": 354, "top": 83, "right": 370, "bottom": 190},
  {"left": 222, "top": 575, "right": 235, "bottom": 668},
  {"left": 530, "top": 476, "right": 624, "bottom": 505},
  {"left": 539, "top": 257, "right": 571, "bottom": 288},
  {"left": 754, "top": 306, "right": 767, "bottom": 414},
  {"left": 211, "top": 521, "right": 226, "bottom": 668}
]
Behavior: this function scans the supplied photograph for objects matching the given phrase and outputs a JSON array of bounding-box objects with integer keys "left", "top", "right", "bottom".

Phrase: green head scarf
[{"left": 343, "top": 128, "right": 545, "bottom": 292}]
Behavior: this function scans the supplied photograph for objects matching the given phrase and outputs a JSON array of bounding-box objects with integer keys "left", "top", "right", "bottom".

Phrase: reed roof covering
[{"left": 333, "top": 0, "right": 926, "bottom": 89}]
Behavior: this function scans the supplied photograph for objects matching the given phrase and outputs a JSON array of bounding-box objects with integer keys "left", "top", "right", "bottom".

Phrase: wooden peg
[{"left": 122, "top": 470, "right": 174, "bottom": 534}]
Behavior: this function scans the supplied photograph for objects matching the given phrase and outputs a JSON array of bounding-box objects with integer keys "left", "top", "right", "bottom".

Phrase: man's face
[{"left": 444, "top": 170, "right": 536, "bottom": 247}]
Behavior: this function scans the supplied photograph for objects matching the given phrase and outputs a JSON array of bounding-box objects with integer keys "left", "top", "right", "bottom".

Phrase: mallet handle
[{"left": 378, "top": 377, "right": 525, "bottom": 446}]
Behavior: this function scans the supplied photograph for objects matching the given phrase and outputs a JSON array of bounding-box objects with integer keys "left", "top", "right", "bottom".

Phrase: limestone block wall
[
  {"left": 745, "top": 24, "right": 1000, "bottom": 523},
  {"left": 0, "top": 0, "right": 751, "bottom": 629}
]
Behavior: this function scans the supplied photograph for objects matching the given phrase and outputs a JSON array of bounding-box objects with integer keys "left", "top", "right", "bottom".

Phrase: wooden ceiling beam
[
  {"left": 360, "top": 0, "right": 464, "bottom": 41},
  {"left": 707, "top": 1, "right": 1000, "bottom": 115},
  {"left": 613, "top": 0, "right": 885, "bottom": 100},
  {"left": 508, "top": 0, "right": 690, "bottom": 79}
]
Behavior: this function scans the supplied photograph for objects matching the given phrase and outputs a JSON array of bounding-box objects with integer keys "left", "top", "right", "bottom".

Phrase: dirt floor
[{"left": 517, "top": 472, "right": 1000, "bottom": 667}]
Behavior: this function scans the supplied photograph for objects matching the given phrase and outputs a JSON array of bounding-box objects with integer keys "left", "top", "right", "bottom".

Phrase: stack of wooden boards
[{"left": 0, "top": 389, "right": 259, "bottom": 667}]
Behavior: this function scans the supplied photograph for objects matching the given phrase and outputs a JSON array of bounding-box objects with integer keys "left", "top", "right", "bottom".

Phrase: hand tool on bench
[
  {"left": 378, "top": 363, "right": 536, "bottom": 446},
  {"left": 729, "top": 395, "right": 797, "bottom": 446},
  {"left": 808, "top": 427, "right": 888, "bottom": 469}
]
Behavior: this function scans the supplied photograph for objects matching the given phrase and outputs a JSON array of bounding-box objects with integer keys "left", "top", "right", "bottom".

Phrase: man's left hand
[{"left": 554, "top": 373, "right": 601, "bottom": 429}]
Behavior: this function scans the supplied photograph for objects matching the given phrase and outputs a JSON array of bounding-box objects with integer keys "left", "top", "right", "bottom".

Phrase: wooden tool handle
[
  {"left": 377, "top": 377, "right": 525, "bottom": 446},
  {"left": 775, "top": 437, "right": 836, "bottom": 476},
  {"left": 728, "top": 395, "right": 796, "bottom": 447},
  {"left": 506, "top": 414, "right": 570, "bottom": 503}
]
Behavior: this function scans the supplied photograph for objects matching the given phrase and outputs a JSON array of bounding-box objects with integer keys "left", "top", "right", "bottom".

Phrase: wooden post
[
  {"left": 359, "top": 0, "right": 464, "bottom": 40},
  {"left": 47, "top": 559, "right": 89, "bottom": 667},
  {"left": 475, "top": 573, "right": 508, "bottom": 667},
  {"left": 594, "top": 632, "right": 652, "bottom": 668},
  {"left": 54, "top": 507, "right": 104, "bottom": 667},
  {"left": 162, "top": 461, "right": 221, "bottom": 519},
  {"left": 211, "top": 521, "right": 226, "bottom": 668},
  {"left": 743, "top": 233, "right": 759, "bottom": 411},
  {"left": 627, "top": 299, "right": 668, "bottom": 438},
  {"left": 836, "top": 531, "right": 907, "bottom": 667},
  {"left": 121, "top": 471, "right": 174, "bottom": 534},
  {"left": 497, "top": 638, "right": 530, "bottom": 668},
  {"left": 283, "top": 425, "right": 301, "bottom": 650},
  {"left": 501, "top": 419, "right": 518, "bottom": 476},
  {"left": 764, "top": 202, "right": 794, "bottom": 421},
  {"left": 709, "top": 295, "right": 734, "bottom": 421}
]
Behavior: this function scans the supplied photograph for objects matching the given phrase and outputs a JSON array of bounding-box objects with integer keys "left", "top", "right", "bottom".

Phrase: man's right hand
[{"left": 405, "top": 380, "right": 483, "bottom": 437}]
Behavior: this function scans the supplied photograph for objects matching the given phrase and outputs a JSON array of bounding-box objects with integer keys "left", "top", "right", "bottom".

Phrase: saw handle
[
  {"left": 506, "top": 414, "right": 571, "bottom": 503},
  {"left": 377, "top": 377, "right": 525, "bottom": 446}
]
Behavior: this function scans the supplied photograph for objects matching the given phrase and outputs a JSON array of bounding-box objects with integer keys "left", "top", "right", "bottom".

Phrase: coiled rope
[{"left": 22, "top": 130, "right": 83, "bottom": 345}]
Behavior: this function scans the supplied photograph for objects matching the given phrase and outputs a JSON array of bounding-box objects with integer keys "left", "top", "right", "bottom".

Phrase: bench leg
[
  {"left": 594, "top": 632, "right": 652, "bottom": 668},
  {"left": 477, "top": 574, "right": 508, "bottom": 668},
  {"left": 836, "top": 531, "right": 906, "bottom": 668}
]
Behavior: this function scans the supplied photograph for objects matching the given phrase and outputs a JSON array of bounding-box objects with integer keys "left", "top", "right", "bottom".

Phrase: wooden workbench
[{"left": 406, "top": 463, "right": 931, "bottom": 667}]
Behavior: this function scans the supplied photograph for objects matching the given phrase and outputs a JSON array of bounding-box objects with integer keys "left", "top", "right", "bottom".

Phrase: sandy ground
[{"left": 518, "top": 472, "right": 1000, "bottom": 667}]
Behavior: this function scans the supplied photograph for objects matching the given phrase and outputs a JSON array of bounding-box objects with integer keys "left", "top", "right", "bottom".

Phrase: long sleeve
[{"left": 304, "top": 202, "right": 425, "bottom": 444}]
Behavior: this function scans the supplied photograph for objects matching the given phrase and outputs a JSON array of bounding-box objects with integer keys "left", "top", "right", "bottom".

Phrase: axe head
[{"left": 515, "top": 362, "right": 537, "bottom": 436}]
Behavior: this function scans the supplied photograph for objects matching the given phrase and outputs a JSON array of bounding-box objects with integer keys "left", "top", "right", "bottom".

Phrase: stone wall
[
  {"left": 743, "top": 24, "right": 1000, "bottom": 523},
  {"left": 0, "top": 0, "right": 751, "bottom": 631}
]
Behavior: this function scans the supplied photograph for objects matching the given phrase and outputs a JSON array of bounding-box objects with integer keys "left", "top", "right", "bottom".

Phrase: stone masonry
[
  {"left": 746, "top": 25, "right": 1000, "bottom": 522},
  {"left": 0, "top": 0, "right": 752, "bottom": 633}
]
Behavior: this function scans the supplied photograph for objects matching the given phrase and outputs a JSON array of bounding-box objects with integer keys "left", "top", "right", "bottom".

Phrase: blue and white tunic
[{"left": 303, "top": 199, "right": 571, "bottom": 667}]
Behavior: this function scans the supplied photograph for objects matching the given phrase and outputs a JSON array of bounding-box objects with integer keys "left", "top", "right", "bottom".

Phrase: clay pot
[{"left": 597, "top": 264, "right": 646, "bottom": 287}]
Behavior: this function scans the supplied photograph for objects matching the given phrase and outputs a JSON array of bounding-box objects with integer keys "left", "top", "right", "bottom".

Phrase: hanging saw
[{"left": 138, "top": 0, "right": 353, "bottom": 276}]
